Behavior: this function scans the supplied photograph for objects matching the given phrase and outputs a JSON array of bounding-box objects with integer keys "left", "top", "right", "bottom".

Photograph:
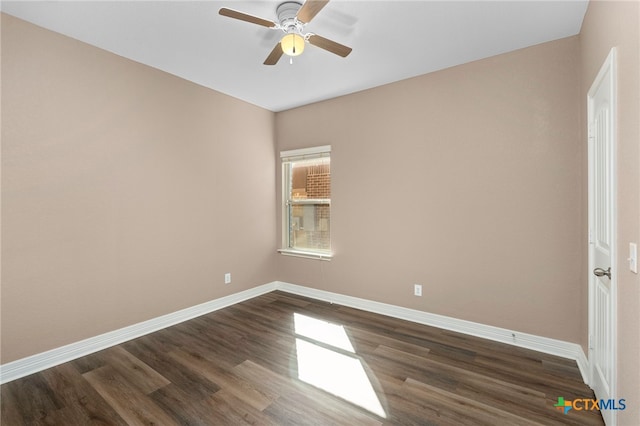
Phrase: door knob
[{"left": 593, "top": 267, "right": 611, "bottom": 279}]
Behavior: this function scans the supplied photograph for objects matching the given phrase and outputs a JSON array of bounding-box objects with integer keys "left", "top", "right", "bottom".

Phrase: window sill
[{"left": 278, "top": 249, "right": 333, "bottom": 261}]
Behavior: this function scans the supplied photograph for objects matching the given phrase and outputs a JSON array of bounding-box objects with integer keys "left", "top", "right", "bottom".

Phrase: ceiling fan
[{"left": 219, "top": 0, "right": 352, "bottom": 65}]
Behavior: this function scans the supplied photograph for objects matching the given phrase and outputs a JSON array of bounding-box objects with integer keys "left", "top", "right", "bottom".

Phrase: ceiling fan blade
[
  {"left": 264, "top": 43, "right": 284, "bottom": 65},
  {"left": 296, "top": 0, "right": 330, "bottom": 24},
  {"left": 219, "top": 8, "right": 277, "bottom": 28},
  {"left": 308, "top": 34, "right": 352, "bottom": 58}
]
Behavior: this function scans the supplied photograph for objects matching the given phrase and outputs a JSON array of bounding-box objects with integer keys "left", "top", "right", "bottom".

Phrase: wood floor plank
[
  {"left": 263, "top": 385, "right": 384, "bottom": 426},
  {"left": 373, "top": 343, "right": 547, "bottom": 408},
  {"left": 0, "top": 382, "right": 27, "bottom": 426},
  {"left": 40, "top": 363, "right": 128, "bottom": 425},
  {"left": 234, "top": 361, "right": 379, "bottom": 424},
  {"left": 430, "top": 350, "right": 592, "bottom": 399},
  {"left": 232, "top": 359, "right": 296, "bottom": 395},
  {"left": 122, "top": 337, "right": 221, "bottom": 400},
  {"left": 147, "top": 384, "right": 213, "bottom": 425},
  {"left": 70, "top": 350, "right": 110, "bottom": 375},
  {"left": 208, "top": 389, "right": 279, "bottom": 425},
  {"left": 0, "top": 373, "right": 63, "bottom": 424},
  {"left": 152, "top": 320, "right": 243, "bottom": 371},
  {"left": 270, "top": 291, "right": 314, "bottom": 308},
  {"left": 541, "top": 358, "right": 585, "bottom": 381},
  {"left": 1, "top": 291, "right": 604, "bottom": 425},
  {"left": 400, "top": 378, "right": 543, "bottom": 426},
  {"left": 167, "top": 347, "right": 278, "bottom": 412},
  {"left": 148, "top": 384, "right": 275, "bottom": 426},
  {"left": 368, "top": 346, "right": 461, "bottom": 393},
  {"left": 83, "top": 365, "right": 178, "bottom": 426},
  {"left": 348, "top": 326, "right": 433, "bottom": 358},
  {"left": 236, "top": 359, "right": 384, "bottom": 424},
  {"left": 99, "top": 346, "right": 170, "bottom": 395}
]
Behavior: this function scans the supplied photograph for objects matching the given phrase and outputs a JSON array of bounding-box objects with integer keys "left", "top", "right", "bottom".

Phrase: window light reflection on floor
[
  {"left": 293, "top": 313, "right": 355, "bottom": 353},
  {"left": 293, "top": 313, "right": 387, "bottom": 418}
]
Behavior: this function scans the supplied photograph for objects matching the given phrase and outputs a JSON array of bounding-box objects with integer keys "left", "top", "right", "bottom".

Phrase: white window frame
[{"left": 279, "top": 145, "right": 332, "bottom": 261}]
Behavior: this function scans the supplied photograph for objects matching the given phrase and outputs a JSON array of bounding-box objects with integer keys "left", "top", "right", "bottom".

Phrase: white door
[{"left": 588, "top": 48, "right": 617, "bottom": 426}]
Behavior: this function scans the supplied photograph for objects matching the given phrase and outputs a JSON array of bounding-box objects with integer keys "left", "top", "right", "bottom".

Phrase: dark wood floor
[{"left": 1, "top": 291, "right": 604, "bottom": 425}]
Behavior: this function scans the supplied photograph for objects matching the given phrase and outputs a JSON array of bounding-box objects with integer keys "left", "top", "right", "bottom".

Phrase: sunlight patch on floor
[
  {"left": 293, "top": 313, "right": 355, "bottom": 353},
  {"left": 294, "top": 313, "right": 386, "bottom": 418}
]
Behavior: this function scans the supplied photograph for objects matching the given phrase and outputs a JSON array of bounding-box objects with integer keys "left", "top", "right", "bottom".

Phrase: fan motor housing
[{"left": 277, "top": 1, "right": 304, "bottom": 33}]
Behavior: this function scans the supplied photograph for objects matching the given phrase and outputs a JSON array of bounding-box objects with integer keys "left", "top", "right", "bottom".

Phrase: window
[{"left": 280, "top": 146, "right": 331, "bottom": 260}]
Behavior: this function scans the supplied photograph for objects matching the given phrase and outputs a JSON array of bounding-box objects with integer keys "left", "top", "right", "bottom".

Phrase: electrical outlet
[
  {"left": 629, "top": 243, "right": 638, "bottom": 274},
  {"left": 224, "top": 273, "right": 231, "bottom": 284},
  {"left": 414, "top": 284, "right": 422, "bottom": 297}
]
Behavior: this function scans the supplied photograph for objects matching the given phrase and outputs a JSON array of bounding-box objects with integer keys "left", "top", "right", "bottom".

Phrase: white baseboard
[
  {"left": 0, "top": 282, "right": 278, "bottom": 384},
  {"left": 1, "top": 280, "right": 589, "bottom": 386},
  {"left": 275, "top": 281, "right": 590, "bottom": 384}
]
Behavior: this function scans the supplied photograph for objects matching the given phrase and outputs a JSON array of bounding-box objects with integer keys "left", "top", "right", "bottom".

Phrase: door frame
[{"left": 587, "top": 47, "right": 617, "bottom": 424}]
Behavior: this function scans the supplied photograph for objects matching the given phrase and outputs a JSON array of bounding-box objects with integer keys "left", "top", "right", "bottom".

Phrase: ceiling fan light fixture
[
  {"left": 280, "top": 33, "right": 305, "bottom": 56},
  {"left": 219, "top": 0, "right": 351, "bottom": 65}
]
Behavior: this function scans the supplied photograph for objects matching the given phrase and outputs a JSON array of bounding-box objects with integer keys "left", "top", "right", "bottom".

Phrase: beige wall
[
  {"left": 276, "top": 36, "right": 584, "bottom": 343},
  {"left": 1, "top": 14, "right": 278, "bottom": 363},
  {"left": 580, "top": 1, "right": 640, "bottom": 423}
]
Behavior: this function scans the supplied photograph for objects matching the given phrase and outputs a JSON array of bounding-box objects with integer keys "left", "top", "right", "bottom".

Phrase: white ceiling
[{"left": 1, "top": 0, "right": 588, "bottom": 112}]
